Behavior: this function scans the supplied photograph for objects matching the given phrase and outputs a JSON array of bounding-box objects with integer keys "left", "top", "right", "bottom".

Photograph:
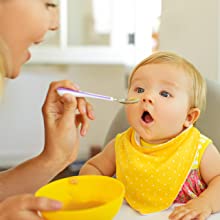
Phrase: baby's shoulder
[
  {"left": 199, "top": 141, "right": 220, "bottom": 184},
  {"left": 197, "top": 133, "right": 212, "bottom": 154},
  {"left": 191, "top": 133, "right": 213, "bottom": 169}
]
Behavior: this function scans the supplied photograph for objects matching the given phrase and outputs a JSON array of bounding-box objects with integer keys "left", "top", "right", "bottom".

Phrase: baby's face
[{"left": 125, "top": 63, "right": 193, "bottom": 144}]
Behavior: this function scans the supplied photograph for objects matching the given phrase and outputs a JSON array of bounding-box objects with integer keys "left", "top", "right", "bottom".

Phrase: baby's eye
[
  {"left": 160, "top": 91, "right": 171, "bottom": 98},
  {"left": 136, "top": 87, "right": 145, "bottom": 93}
]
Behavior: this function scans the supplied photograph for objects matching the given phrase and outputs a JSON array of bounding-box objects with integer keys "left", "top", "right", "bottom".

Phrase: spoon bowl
[{"left": 116, "top": 97, "right": 139, "bottom": 104}]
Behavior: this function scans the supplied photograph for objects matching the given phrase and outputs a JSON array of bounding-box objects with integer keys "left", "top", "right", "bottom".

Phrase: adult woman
[{"left": 0, "top": 1, "right": 94, "bottom": 219}]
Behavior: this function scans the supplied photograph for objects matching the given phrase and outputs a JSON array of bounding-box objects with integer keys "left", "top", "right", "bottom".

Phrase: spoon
[{"left": 57, "top": 87, "right": 139, "bottom": 104}]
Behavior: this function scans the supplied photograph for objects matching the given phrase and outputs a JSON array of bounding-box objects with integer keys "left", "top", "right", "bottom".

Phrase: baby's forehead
[
  {"left": 131, "top": 63, "right": 191, "bottom": 81},
  {"left": 130, "top": 64, "right": 193, "bottom": 91}
]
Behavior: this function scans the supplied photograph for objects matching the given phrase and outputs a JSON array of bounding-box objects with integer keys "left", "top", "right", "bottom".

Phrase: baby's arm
[
  {"left": 169, "top": 143, "right": 220, "bottom": 220},
  {"left": 79, "top": 139, "right": 116, "bottom": 177}
]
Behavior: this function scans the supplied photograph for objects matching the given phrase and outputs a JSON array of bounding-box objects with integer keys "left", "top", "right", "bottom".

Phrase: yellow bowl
[{"left": 35, "top": 175, "right": 125, "bottom": 220}]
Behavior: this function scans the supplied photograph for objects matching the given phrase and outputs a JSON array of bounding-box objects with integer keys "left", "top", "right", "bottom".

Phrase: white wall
[
  {"left": 0, "top": 64, "right": 127, "bottom": 166},
  {"left": 159, "top": 0, "right": 219, "bottom": 80}
]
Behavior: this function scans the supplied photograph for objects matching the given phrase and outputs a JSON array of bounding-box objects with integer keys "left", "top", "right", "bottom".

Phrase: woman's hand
[
  {"left": 169, "top": 197, "right": 212, "bottom": 220},
  {"left": 0, "top": 80, "right": 95, "bottom": 199},
  {"left": 42, "top": 80, "right": 95, "bottom": 167},
  {"left": 0, "top": 194, "right": 62, "bottom": 220}
]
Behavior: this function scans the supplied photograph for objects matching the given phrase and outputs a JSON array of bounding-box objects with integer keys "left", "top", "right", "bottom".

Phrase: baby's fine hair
[{"left": 128, "top": 51, "right": 206, "bottom": 111}]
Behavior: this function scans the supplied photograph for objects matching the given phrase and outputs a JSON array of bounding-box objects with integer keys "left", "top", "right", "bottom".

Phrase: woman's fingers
[
  {"left": 19, "top": 195, "right": 62, "bottom": 211},
  {"left": 60, "top": 94, "right": 77, "bottom": 121},
  {"left": 0, "top": 194, "right": 62, "bottom": 220},
  {"left": 75, "top": 113, "right": 89, "bottom": 136},
  {"left": 42, "top": 80, "right": 95, "bottom": 139},
  {"left": 43, "top": 80, "right": 79, "bottom": 107},
  {"left": 77, "top": 98, "right": 95, "bottom": 120},
  {"left": 26, "top": 197, "right": 62, "bottom": 211},
  {"left": 86, "top": 100, "right": 95, "bottom": 120},
  {"left": 76, "top": 98, "right": 95, "bottom": 136}
]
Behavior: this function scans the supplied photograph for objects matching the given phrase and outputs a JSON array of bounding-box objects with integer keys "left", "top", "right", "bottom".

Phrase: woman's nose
[{"left": 49, "top": 7, "right": 59, "bottom": 31}]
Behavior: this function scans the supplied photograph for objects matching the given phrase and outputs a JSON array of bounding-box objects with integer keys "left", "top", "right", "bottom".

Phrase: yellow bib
[{"left": 115, "top": 126, "right": 200, "bottom": 214}]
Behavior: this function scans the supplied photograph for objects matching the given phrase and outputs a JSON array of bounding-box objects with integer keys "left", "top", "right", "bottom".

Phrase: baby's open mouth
[{"left": 141, "top": 111, "right": 153, "bottom": 123}]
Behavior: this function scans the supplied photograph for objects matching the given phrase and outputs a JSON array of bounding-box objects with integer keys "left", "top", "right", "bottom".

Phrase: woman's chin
[{"left": 6, "top": 67, "right": 20, "bottom": 79}]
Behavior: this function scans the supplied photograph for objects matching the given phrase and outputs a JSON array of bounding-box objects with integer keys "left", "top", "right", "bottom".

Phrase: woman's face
[{"left": 0, "top": 0, "right": 59, "bottom": 78}]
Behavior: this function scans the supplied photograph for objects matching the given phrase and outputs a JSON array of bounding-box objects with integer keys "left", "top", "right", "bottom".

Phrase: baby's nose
[{"left": 142, "top": 94, "right": 153, "bottom": 104}]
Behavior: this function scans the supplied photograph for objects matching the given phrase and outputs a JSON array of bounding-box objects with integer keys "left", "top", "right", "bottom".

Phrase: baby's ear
[{"left": 184, "top": 107, "right": 200, "bottom": 127}]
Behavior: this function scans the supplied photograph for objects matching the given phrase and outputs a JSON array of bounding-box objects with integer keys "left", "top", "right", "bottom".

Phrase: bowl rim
[{"left": 35, "top": 175, "right": 125, "bottom": 214}]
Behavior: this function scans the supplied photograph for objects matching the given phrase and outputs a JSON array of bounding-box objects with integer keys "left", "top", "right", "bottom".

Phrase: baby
[{"left": 80, "top": 51, "right": 220, "bottom": 220}]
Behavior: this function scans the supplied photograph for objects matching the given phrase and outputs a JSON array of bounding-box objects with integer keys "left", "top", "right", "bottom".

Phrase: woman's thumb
[{"left": 28, "top": 197, "right": 63, "bottom": 211}]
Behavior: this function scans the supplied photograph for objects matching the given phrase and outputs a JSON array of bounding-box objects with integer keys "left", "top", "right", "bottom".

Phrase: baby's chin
[{"left": 141, "top": 132, "right": 175, "bottom": 145}]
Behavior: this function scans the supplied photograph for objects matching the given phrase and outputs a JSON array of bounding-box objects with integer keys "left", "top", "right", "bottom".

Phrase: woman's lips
[
  {"left": 23, "top": 50, "right": 31, "bottom": 63},
  {"left": 26, "top": 50, "right": 31, "bottom": 61}
]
